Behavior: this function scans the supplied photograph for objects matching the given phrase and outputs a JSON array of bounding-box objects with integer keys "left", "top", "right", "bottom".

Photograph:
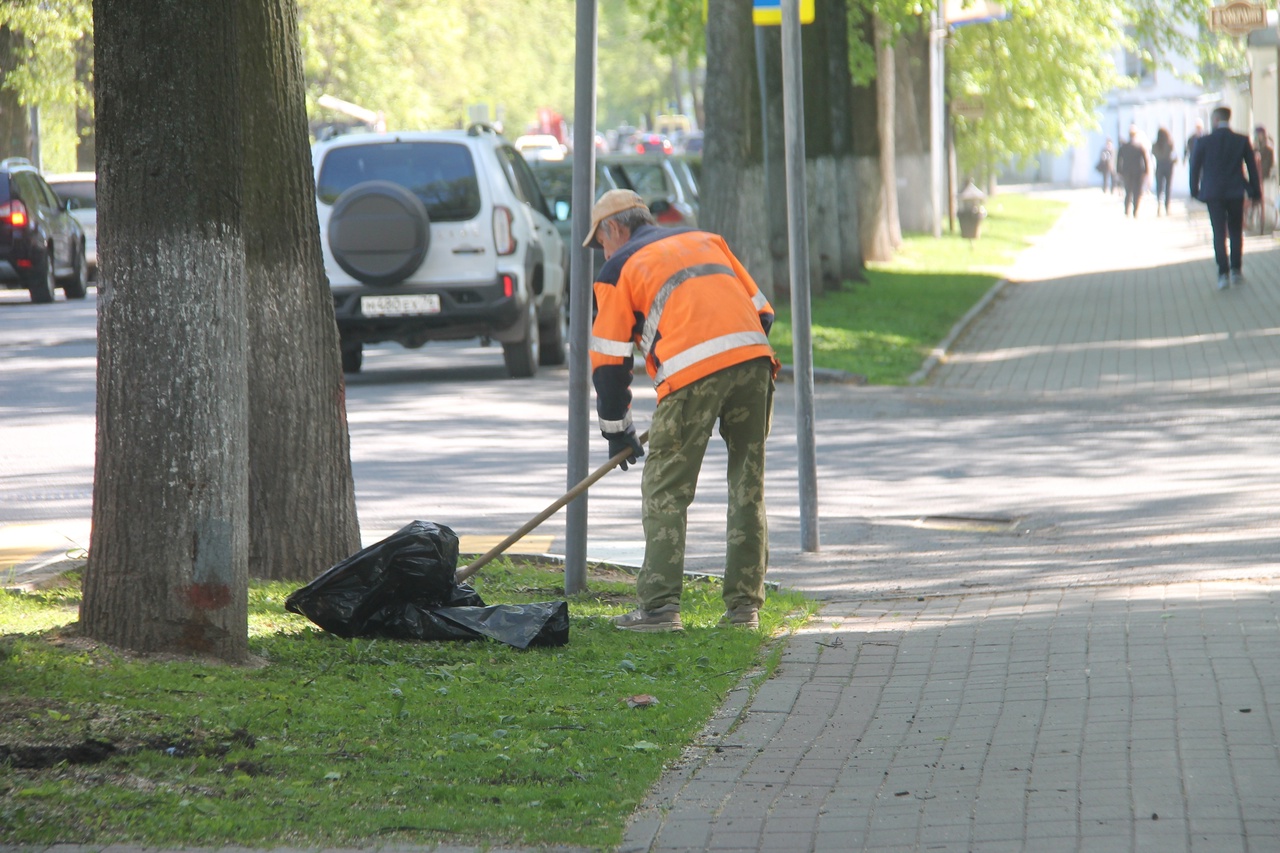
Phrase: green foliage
[
  {"left": 948, "top": 0, "right": 1123, "bottom": 178},
  {"left": 771, "top": 192, "right": 1065, "bottom": 384},
  {"left": 296, "top": 0, "right": 683, "bottom": 134},
  {"left": 0, "top": 0, "right": 91, "bottom": 112},
  {"left": 626, "top": 0, "right": 704, "bottom": 61},
  {"left": 0, "top": 561, "right": 815, "bottom": 849}
]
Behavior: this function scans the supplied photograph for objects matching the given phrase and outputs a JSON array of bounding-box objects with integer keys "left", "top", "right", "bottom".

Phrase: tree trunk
[
  {"left": 0, "top": 27, "right": 31, "bottom": 158},
  {"left": 849, "top": 14, "right": 893, "bottom": 262},
  {"left": 801, "top": 0, "right": 837, "bottom": 296},
  {"left": 75, "top": 34, "right": 95, "bottom": 172},
  {"left": 894, "top": 17, "right": 934, "bottom": 234},
  {"left": 239, "top": 0, "right": 360, "bottom": 581},
  {"left": 756, "top": 25, "right": 789, "bottom": 304},
  {"left": 875, "top": 17, "right": 902, "bottom": 248},
  {"left": 821, "top": 0, "right": 863, "bottom": 285},
  {"left": 702, "top": 0, "right": 770, "bottom": 296},
  {"left": 82, "top": 0, "right": 250, "bottom": 662}
]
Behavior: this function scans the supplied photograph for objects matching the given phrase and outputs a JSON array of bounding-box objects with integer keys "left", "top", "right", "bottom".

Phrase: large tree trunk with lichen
[
  {"left": 240, "top": 0, "right": 360, "bottom": 581},
  {"left": 82, "top": 0, "right": 250, "bottom": 661}
]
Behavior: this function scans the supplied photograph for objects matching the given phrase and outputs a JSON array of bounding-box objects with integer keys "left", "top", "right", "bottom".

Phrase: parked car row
[{"left": 0, "top": 157, "right": 90, "bottom": 304}]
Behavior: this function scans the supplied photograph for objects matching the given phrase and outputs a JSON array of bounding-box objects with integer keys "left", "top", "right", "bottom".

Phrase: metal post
[
  {"left": 564, "top": 0, "right": 599, "bottom": 594},
  {"left": 781, "top": 0, "right": 819, "bottom": 552}
]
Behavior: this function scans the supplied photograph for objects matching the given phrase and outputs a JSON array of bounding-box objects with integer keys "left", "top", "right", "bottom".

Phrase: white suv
[{"left": 313, "top": 126, "right": 567, "bottom": 376}]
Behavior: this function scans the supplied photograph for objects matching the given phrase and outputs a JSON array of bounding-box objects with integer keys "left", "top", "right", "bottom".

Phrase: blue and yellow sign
[{"left": 753, "top": 0, "right": 816, "bottom": 26}]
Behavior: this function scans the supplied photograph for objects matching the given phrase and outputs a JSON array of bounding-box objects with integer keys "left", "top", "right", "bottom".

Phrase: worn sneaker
[
  {"left": 1217, "top": 274, "right": 1230, "bottom": 291},
  {"left": 613, "top": 605, "right": 682, "bottom": 632},
  {"left": 1231, "top": 270, "right": 1245, "bottom": 286},
  {"left": 717, "top": 606, "right": 760, "bottom": 629}
]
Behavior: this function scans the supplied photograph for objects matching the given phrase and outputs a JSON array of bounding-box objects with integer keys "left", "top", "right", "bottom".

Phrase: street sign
[
  {"left": 1207, "top": 0, "right": 1268, "bottom": 36},
  {"left": 754, "top": 0, "right": 815, "bottom": 26}
]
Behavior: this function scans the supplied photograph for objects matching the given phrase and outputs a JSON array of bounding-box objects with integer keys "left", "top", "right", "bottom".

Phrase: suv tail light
[
  {"left": 493, "top": 205, "right": 516, "bottom": 255},
  {"left": 0, "top": 199, "right": 28, "bottom": 228}
]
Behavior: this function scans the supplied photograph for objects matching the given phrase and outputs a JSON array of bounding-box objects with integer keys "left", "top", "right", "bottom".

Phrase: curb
[{"left": 907, "top": 277, "right": 1009, "bottom": 385}]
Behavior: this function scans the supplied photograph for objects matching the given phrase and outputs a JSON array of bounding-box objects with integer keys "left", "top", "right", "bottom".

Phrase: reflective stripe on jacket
[{"left": 589, "top": 225, "right": 775, "bottom": 433}]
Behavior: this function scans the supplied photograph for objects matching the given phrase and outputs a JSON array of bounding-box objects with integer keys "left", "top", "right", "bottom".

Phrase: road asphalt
[{"left": 5, "top": 186, "right": 1280, "bottom": 853}]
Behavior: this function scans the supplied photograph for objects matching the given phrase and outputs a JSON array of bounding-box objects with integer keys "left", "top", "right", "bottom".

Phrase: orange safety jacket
[{"left": 590, "top": 225, "right": 776, "bottom": 435}]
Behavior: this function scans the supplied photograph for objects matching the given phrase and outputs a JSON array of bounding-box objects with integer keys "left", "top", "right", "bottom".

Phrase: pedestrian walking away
[
  {"left": 584, "top": 189, "right": 779, "bottom": 633},
  {"left": 1184, "top": 118, "right": 1205, "bottom": 164},
  {"left": 1095, "top": 138, "right": 1116, "bottom": 194},
  {"left": 1116, "top": 125, "right": 1149, "bottom": 217},
  {"left": 1151, "top": 127, "right": 1176, "bottom": 216},
  {"left": 1189, "top": 106, "right": 1262, "bottom": 289},
  {"left": 1252, "top": 125, "right": 1274, "bottom": 233}
]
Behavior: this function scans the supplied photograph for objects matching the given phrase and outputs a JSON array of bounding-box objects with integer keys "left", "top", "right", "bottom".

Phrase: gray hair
[{"left": 608, "top": 206, "right": 656, "bottom": 235}]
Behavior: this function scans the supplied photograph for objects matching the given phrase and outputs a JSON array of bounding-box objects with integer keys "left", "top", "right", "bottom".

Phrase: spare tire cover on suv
[{"left": 328, "top": 180, "right": 431, "bottom": 286}]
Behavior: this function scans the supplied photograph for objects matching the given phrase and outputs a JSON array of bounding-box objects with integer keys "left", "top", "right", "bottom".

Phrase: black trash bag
[
  {"left": 285, "top": 520, "right": 461, "bottom": 637},
  {"left": 284, "top": 520, "right": 570, "bottom": 648},
  {"left": 435, "top": 601, "right": 570, "bottom": 649}
]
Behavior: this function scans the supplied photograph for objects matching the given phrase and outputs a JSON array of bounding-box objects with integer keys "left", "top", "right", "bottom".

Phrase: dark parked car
[
  {"left": 0, "top": 157, "right": 88, "bottom": 303},
  {"left": 527, "top": 158, "right": 636, "bottom": 274},
  {"left": 601, "top": 154, "right": 698, "bottom": 229}
]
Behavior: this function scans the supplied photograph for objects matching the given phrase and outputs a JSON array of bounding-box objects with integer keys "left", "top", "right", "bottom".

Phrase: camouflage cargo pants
[{"left": 638, "top": 357, "right": 774, "bottom": 612}]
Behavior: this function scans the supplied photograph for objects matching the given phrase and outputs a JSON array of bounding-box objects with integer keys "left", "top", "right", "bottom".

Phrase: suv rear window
[{"left": 316, "top": 142, "right": 482, "bottom": 222}]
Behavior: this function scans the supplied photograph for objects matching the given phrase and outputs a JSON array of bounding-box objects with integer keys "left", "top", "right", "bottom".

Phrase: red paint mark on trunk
[{"left": 187, "top": 583, "right": 232, "bottom": 610}]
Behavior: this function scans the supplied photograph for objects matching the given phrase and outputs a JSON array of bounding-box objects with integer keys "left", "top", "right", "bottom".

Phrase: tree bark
[
  {"left": 75, "top": 34, "right": 95, "bottom": 172},
  {"left": 849, "top": 13, "right": 893, "bottom": 262},
  {"left": 801, "top": 0, "right": 838, "bottom": 295},
  {"left": 82, "top": 0, "right": 249, "bottom": 662},
  {"left": 702, "top": 0, "right": 770, "bottom": 297},
  {"left": 894, "top": 17, "right": 934, "bottom": 234},
  {"left": 875, "top": 17, "right": 902, "bottom": 248},
  {"left": 820, "top": 0, "right": 863, "bottom": 285},
  {"left": 239, "top": 0, "right": 360, "bottom": 581},
  {"left": 0, "top": 26, "right": 32, "bottom": 158},
  {"left": 755, "top": 25, "right": 790, "bottom": 303}
]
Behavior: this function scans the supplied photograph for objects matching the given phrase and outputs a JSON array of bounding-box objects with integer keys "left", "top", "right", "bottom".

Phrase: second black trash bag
[{"left": 284, "top": 520, "right": 570, "bottom": 648}]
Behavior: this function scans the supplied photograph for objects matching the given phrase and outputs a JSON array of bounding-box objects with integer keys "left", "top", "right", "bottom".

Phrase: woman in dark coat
[{"left": 1151, "top": 127, "right": 1176, "bottom": 216}]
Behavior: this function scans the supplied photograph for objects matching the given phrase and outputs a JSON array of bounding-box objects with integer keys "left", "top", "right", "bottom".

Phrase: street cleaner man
[{"left": 584, "top": 189, "right": 779, "bottom": 633}]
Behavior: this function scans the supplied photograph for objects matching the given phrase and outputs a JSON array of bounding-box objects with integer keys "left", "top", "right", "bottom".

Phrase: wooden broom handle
[{"left": 454, "top": 430, "right": 649, "bottom": 583}]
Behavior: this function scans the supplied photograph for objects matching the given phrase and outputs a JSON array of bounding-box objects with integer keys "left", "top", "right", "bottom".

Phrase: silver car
[{"left": 45, "top": 172, "right": 97, "bottom": 281}]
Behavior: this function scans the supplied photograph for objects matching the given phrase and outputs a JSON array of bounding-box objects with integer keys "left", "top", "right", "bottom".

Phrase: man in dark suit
[
  {"left": 1116, "top": 125, "right": 1149, "bottom": 217},
  {"left": 1190, "top": 106, "right": 1262, "bottom": 290}
]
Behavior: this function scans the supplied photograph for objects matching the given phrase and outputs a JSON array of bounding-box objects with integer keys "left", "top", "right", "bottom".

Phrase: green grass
[
  {"left": 771, "top": 192, "right": 1067, "bottom": 384},
  {"left": 0, "top": 562, "right": 816, "bottom": 851}
]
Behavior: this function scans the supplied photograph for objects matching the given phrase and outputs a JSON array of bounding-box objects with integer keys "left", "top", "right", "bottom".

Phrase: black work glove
[{"left": 605, "top": 426, "right": 645, "bottom": 471}]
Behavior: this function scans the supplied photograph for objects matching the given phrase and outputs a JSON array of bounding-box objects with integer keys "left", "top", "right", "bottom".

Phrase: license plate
[{"left": 360, "top": 294, "right": 441, "bottom": 317}]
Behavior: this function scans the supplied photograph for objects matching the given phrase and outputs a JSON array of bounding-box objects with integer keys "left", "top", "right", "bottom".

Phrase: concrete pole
[
  {"left": 781, "top": 0, "right": 820, "bottom": 552},
  {"left": 564, "top": 0, "right": 599, "bottom": 594}
]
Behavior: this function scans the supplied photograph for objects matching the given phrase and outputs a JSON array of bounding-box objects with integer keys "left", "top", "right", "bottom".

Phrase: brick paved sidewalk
[{"left": 624, "top": 583, "right": 1280, "bottom": 853}]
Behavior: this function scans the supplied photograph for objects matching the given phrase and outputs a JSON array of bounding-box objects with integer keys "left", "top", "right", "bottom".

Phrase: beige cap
[{"left": 583, "top": 189, "right": 649, "bottom": 249}]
